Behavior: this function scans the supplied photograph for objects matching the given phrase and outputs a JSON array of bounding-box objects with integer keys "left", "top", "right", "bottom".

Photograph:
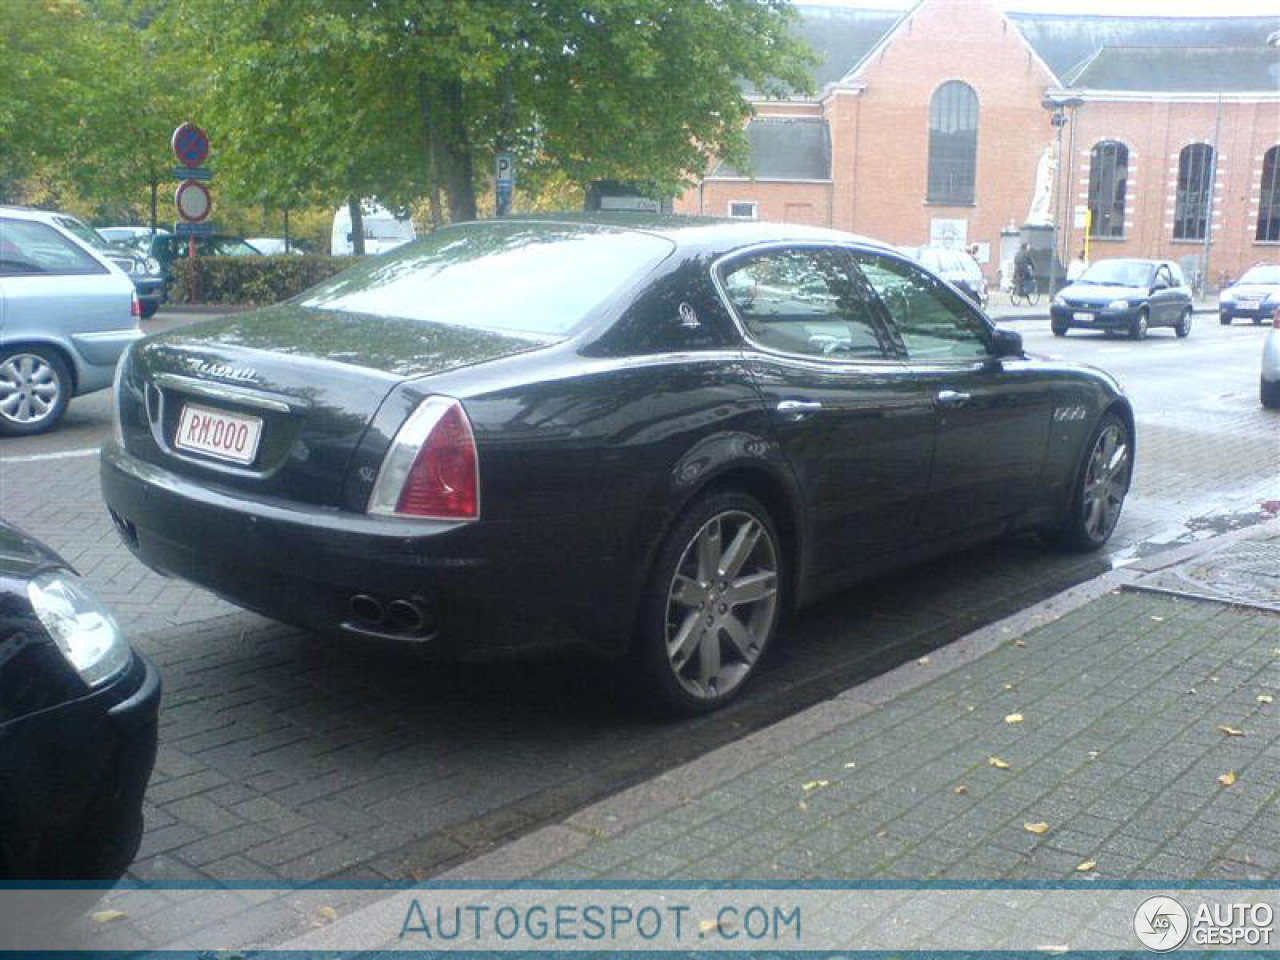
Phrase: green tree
[{"left": 174, "top": 0, "right": 814, "bottom": 224}]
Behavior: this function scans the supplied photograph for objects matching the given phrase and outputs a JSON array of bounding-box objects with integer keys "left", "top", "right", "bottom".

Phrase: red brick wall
[{"left": 675, "top": 0, "right": 1280, "bottom": 284}]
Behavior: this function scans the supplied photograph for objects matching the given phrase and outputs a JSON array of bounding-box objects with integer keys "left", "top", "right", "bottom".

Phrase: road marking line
[{"left": 0, "top": 447, "right": 99, "bottom": 464}]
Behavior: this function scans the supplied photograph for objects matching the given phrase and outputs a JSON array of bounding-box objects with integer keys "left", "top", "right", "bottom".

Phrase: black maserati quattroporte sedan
[{"left": 102, "top": 217, "right": 1134, "bottom": 712}]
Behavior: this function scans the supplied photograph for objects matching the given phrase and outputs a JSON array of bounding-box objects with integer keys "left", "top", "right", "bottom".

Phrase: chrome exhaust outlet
[
  {"left": 349, "top": 594, "right": 385, "bottom": 625},
  {"left": 385, "top": 598, "right": 426, "bottom": 634}
]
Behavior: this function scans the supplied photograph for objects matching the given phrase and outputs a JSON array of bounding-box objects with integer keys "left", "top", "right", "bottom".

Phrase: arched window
[
  {"left": 927, "top": 81, "right": 978, "bottom": 205},
  {"left": 1174, "top": 144, "right": 1214, "bottom": 241},
  {"left": 1257, "top": 146, "right": 1280, "bottom": 243},
  {"left": 1088, "top": 141, "right": 1128, "bottom": 238}
]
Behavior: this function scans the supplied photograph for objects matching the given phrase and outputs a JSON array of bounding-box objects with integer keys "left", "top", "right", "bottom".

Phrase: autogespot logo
[{"left": 1134, "top": 896, "right": 1191, "bottom": 952}]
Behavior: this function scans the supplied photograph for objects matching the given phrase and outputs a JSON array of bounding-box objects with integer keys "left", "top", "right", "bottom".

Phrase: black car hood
[
  {"left": 166, "top": 302, "right": 553, "bottom": 378},
  {"left": 0, "top": 522, "right": 65, "bottom": 579}
]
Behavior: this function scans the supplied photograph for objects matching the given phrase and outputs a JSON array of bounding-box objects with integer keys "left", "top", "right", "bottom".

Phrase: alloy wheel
[
  {"left": 664, "top": 509, "right": 779, "bottom": 701},
  {"left": 1081, "top": 423, "right": 1130, "bottom": 543},
  {"left": 0, "top": 354, "right": 61, "bottom": 426}
]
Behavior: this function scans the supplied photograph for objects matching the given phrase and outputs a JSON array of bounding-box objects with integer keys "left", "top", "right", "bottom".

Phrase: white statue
[{"left": 1026, "top": 142, "right": 1058, "bottom": 226}]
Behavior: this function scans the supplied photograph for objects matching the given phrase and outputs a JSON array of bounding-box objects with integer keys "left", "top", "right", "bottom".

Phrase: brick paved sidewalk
[{"left": 432, "top": 530, "right": 1280, "bottom": 889}]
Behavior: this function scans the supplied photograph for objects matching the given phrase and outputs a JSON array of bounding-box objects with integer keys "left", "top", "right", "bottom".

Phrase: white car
[
  {"left": 1220, "top": 264, "right": 1280, "bottom": 325},
  {"left": 1263, "top": 307, "right": 1280, "bottom": 410},
  {"left": 0, "top": 206, "right": 141, "bottom": 435}
]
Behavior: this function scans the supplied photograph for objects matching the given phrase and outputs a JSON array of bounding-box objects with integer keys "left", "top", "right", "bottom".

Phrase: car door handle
[
  {"left": 776, "top": 399, "right": 823, "bottom": 419},
  {"left": 935, "top": 390, "right": 971, "bottom": 408}
]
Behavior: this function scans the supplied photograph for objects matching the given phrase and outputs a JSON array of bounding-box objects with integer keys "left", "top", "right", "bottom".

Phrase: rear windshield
[{"left": 301, "top": 222, "right": 675, "bottom": 338}]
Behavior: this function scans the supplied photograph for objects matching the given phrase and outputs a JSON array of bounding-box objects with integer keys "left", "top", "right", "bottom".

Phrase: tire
[
  {"left": 0, "top": 347, "right": 72, "bottom": 437},
  {"left": 139, "top": 300, "right": 159, "bottom": 320},
  {"left": 1254, "top": 318, "right": 1265, "bottom": 326},
  {"left": 1175, "top": 307, "right": 1192, "bottom": 338},
  {"left": 1026, "top": 289, "right": 1041, "bottom": 307},
  {"left": 1221, "top": 315, "right": 1232, "bottom": 325},
  {"left": 1129, "top": 309, "right": 1148, "bottom": 340},
  {"left": 1051, "top": 412, "right": 1132, "bottom": 552},
  {"left": 1263, "top": 377, "right": 1280, "bottom": 410},
  {"left": 633, "top": 491, "right": 783, "bottom": 715},
  {"left": 1051, "top": 318, "right": 1069, "bottom": 337}
]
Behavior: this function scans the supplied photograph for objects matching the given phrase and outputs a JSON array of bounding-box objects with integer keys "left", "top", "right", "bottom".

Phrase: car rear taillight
[
  {"left": 130, "top": 292, "right": 141, "bottom": 320},
  {"left": 368, "top": 396, "right": 480, "bottom": 520}
]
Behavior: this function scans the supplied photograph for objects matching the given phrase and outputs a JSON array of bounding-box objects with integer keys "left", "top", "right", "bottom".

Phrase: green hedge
[{"left": 170, "top": 255, "right": 364, "bottom": 306}]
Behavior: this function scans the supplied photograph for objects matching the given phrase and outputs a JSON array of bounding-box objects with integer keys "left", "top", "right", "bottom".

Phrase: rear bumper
[
  {"left": 0, "top": 653, "right": 159, "bottom": 880},
  {"left": 100, "top": 443, "right": 613, "bottom": 658},
  {"left": 1220, "top": 304, "right": 1274, "bottom": 322}
]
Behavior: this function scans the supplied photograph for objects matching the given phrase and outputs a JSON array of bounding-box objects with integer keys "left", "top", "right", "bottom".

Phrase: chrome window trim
[{"left": 709, "top": 240, "right": 908, "bottom": 368}]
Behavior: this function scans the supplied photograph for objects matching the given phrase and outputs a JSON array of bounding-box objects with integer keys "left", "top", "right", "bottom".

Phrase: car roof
[
  {"left": 471, "top": 213, "right": 900, "bottom": 258},
  {"left": 0, "top": 205, "right": 66, "bottom": 224}
]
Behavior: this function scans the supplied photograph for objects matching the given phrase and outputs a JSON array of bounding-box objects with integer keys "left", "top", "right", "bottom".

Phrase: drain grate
[{"left": 1130, "top": 539, "right": 1280, "bottom": 613}]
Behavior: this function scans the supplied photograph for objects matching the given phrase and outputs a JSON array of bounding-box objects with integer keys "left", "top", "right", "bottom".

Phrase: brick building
[{"left": 675, "top": 0, "right": 1280, "bottom": 289}]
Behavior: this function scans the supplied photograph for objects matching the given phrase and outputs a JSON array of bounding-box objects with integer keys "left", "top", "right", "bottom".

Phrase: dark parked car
[
  {"left": 1219, "top": 263, "right": 1280, "bottom": 325},
  {"left": 0, "top": 521, "right": 159, "bottom": 879},
  {"left": 46, "top": 216, "right": 166, "bottom": 319},
  {"left": 914, "top": 246, "right": 988, "bottom": 308},
  {"left": 1050, "top": 258, "right": 1193, "bottom": 339},
  {"left": 102, "top": 217, "right": 1134, "bottom": 713},
  {"left": 123, "top": 232, "right": 262, "bottom": 297}
]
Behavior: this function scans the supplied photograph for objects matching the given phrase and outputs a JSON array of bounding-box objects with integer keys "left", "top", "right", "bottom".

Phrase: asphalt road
[{"left": 0, "top": 311, "right": 1275, "bottom": 884}]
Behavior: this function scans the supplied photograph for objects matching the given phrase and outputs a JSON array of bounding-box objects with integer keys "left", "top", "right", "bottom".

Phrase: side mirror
[{"left": 991, "top": 328, "right": 1023, "bottom": 359}]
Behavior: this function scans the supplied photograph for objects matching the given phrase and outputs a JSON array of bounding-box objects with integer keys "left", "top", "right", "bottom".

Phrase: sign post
[
  {"left": 495, "top": 153, "right": 515, "bottom": 217},
  {"left": 172, "top": 122, "right": 213, "bottom": 300}
]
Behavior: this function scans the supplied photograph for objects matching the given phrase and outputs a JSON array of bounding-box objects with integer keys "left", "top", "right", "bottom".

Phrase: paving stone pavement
[{"left": 503, "top": 583, "right": 1280, "bottom": 885}]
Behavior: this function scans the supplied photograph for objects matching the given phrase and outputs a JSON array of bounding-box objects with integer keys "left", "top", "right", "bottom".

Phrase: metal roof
[
  {"left": 1067, "top": 44, "right": 1280, "bottom": 92},
  {"left": 711, "top": 117, "right": 832, "bottom": 182},
  {"left": 1005, "top": 11, "right": 1280, "bottom": 84}
]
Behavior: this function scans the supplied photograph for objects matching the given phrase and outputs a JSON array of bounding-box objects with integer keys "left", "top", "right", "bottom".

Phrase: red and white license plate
[{"left": 175, "top": 403, "right": 263, "bottom": 465}]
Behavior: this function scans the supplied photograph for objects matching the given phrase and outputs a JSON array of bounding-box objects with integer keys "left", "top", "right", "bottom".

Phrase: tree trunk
[
  {"left": 436, "top": 77, "right": 476, "bottom": 222},
  {"left": 347, "top": 196, "right": 365, "bottom": 255},
  {"left": 418, "top": 74, "right": 444, "bottom": 230},
  {"left": 149, "top": 180, "right": 158, "bottom": 233}
]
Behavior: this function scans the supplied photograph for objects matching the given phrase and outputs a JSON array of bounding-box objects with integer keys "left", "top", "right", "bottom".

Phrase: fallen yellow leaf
[
  {"left": 317, "top": 906, "right": 338, "bottom": 922},
  {"left": 1076, "top": 860, "right": 1097, "bottom": 872},
  {"left": 1037, "top": 946, "right": 1069, "bottom": 954},
  {"left": 1014, "top": 638, "right": 1026, "bottom": 647},
  {"left": 1218, "top": 725, "right": 1245, "bottom": 737},
  {"left": 698, "top": 920, "right": 720, "bottom": 934},
  {"left": 1024, "top": 821, "right": 1050, "bottom": 834},
  {"left": 1259, "top": 694, "right": 1274, "bottom": 704},
  {"left": 988, "top": 756, "right": 1011, "bottom": 770},
  {"left": 1005, "top": 713, "right": 1024, "bottom": 724},
  {"left": 843, "top": 761, "right": 856, "bottom": 769},
  {"left": 955, "top": 785, "right": 969, "bottom": 795},
  {"left": 1150, "top": 616, "right": 1165, "bottom": 622},
  {"left": 917, "top": 656, "right": 931, "bottom": 665},
  {"left": 1218, "top": 771, "right": 1238, "bottom": 787},
  {"left": 1003, "top": 683, "right": 1014, "bottom": 691},
  {"left": 801, "top": 780, "right": 830, "bottom": 793},
  {"left": 90, "top": 910, "right": 126, "bottom": 923}
]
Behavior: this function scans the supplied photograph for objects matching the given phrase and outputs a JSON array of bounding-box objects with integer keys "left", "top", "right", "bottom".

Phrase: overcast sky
[{"left": 804, "top": 0, "right": 1280, "bottom": 14}]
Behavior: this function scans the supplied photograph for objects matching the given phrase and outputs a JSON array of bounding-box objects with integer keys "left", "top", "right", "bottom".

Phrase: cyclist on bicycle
[{"left": 1013, "top": 242, "right": 1035, "bottom": 299}]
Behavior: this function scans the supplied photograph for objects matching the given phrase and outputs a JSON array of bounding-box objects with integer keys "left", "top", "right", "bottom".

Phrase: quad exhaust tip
[
  {"left": 349, "top": 594, "right": 384, "bottom": 625},
  {"left": 385, "top": 599, "right": 426, "bottom": 634}
]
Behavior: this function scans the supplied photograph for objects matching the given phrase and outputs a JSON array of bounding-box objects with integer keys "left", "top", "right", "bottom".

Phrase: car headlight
[
  {"left": 144, "top": 257, "right": 161, "bottom": 275},
  {"left": 1107, "top": 299, "right": 1130, "bottom": 310},
  {"left": 27, "top": 571, "right": 130, "bottom": 687},
  {"left": 1219, "top": 290, "right": 1235, "bottom": 304}
]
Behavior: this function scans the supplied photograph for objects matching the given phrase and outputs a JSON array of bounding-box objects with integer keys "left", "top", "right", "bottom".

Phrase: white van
[{"left": 330, "top": 202, "right": 416, "bottom": 256}]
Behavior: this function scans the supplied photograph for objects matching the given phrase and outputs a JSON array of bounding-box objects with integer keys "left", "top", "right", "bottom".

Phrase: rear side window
[
  {"left": 720, "top": 247, "right": 896, "bottom": 360},
  {"left": 852, "top": 253, "right": 990, "bottom": 362},
  {"left": 301, "top": 222, "right": 674, "bottom": 338},
  {"left": 0, "top": 219, "right": 106, "bottom": 276}
]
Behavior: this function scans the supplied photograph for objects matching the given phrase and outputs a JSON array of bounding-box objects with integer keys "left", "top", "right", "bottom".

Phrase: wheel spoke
[
  {"left": 696, "top": 520, "right": 722, "bottom": 583},
  {"left": 725, "top": 571, "right": 776, "bottom": 607},
  {"left": 718, "top": 520, "right": 761, "bottom": 580},
  {"left": 667, "top": 610, "right": 701, "bottom": 668},
  {"left": 0, "top": 393, "right": 19, "bottom": 415},
  {"left": 721, "top": 615, "right": 757, "bottom": 663},
  {"left": 671, "top": 574, "right": 708, "bottom": 609},
  {"left": 698, "top": 627, "right": 721, "bottom": 690}
]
